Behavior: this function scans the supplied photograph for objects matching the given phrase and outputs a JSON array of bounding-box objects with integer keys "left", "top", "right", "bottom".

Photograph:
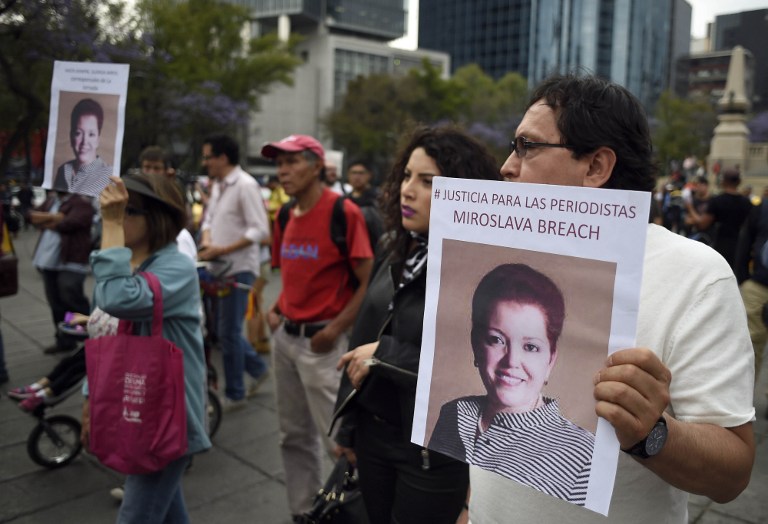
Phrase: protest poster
[
  {"left": 43, "top": 61, "right": 129, "bottom": 197},
  {"left": 411, "top": 177, "right": 651, "bottom": 515}
]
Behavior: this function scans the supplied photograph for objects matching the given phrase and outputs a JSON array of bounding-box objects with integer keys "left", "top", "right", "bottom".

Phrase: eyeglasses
[
  {"left": 509, "top": 137, "right": 573, "bottom": 159},
  {"left": 125, "top": 206, "right": 148, "bottom": 217},
  {"left": 201, "top": 154, "right": 213, "bottom": 161}
]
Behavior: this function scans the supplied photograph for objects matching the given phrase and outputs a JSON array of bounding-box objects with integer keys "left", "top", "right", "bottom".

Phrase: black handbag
[{"left": 300, "top": 456, "right": 370, "bottom": 524}]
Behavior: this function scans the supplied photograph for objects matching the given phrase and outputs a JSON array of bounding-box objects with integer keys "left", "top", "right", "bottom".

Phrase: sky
[{"left": 390, "top": 0, "right": 768, "bottom": 49}]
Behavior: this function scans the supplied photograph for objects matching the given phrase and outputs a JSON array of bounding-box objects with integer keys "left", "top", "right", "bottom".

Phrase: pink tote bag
[{"left": 85, "top": 272, "right": 187, "bottom": 475}]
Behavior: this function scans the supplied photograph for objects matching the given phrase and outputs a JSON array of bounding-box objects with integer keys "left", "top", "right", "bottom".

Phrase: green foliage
[
  {"left": 0, "top": 0, "right": 137, "bottom": 180},
  {"left": 323, "top": 62, "right": 529, "bottom": 174},
  {"left": 0, "top": 0, "right": 301, "bottom": 180},
  {"left": 132, "top": 0, "right": 301, "bottom": 169},
  {"left": 652, "top": 91, "right": 716, "bottom": 172}
]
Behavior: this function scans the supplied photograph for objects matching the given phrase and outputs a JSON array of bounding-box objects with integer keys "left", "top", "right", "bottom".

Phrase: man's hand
[
  {"left": 197, "top": 245, "right": 225, "bottom": 261},
  {"left": 310, "top": 325, "right": 340, "bottom": 353},
  {"left": 337, "top": 342, "right": 378, "bottom": 389},
  {"left": 267, "top": 305, "right": 282, "bottom": 332},
  {"left": 333, "top": 445, "right": 357, "bottom": 466},
  {"left": 593, "top": 347, "right": 672, "bottom": 449}
]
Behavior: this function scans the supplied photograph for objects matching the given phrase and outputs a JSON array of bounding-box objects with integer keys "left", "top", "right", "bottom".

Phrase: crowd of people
[{"left": 0, "top": 72, "right": 763, "bottom": 523}]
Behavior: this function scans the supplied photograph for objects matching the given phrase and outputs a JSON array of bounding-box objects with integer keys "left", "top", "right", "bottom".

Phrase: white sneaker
[
  {"left": 246, "top": 371, "right": 269, "bottom": 399},
  {"left": 221, "top": 397, "right": 247, "bottom": 412},
  {"left": 110, "top": 485, "right": 124, "bottom": 502}
]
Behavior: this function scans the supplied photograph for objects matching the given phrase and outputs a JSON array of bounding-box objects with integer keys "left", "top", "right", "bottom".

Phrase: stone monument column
[{"left": 709, "top": 45, "right": 751, "bottom": 172}]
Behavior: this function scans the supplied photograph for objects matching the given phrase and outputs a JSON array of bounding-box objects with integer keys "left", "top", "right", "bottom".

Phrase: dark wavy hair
[
  {"left": 70, "top": 98, "right": 104, "bottom": 134},
  {"left": 471, "top": 263, "right": 565, "bottom": 357},
  {"left": 530, "top": 73, "right": 656, "bottom": 192},
  {"left": 381, "top": 126, "right": 502, "bottom": 258},
  {"left": 125, "top": 173, "right": 186, "bottom": 253}
]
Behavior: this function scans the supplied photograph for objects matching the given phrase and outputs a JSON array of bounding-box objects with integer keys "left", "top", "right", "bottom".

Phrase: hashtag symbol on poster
[{"left": 433, "top": 188, "right": 441, "bottom": 200}]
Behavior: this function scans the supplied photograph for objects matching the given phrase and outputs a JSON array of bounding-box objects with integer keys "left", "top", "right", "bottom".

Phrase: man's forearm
[
  {"left": 642, "top": 417, "right": 754, "bottom": 503},
  {"left": 222, "top": 236, "right": 253, "bottom": 255}
]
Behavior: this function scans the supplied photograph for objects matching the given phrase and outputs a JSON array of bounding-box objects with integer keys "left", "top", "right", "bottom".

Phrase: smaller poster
[
  {"left": 43, "top": 61, "right": 130, "bottom": 197},
  {"left": 412, "top": 177, "right": 651, "bottom": 515}
]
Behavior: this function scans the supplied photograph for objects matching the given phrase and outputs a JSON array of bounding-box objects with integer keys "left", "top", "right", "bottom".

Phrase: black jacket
[
  {"left": 735, "top": 200, "right": 768, "bottom": 286},
  {"left": 332, "top": 249, "right": 425, "bottom": 447}
]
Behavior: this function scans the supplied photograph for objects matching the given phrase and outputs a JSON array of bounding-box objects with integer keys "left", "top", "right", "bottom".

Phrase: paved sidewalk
[{"left": 1, "top": 227, "right": 767, "bottom": 523}]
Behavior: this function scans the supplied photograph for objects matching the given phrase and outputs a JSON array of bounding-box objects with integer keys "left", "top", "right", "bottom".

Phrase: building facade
[
  {"left": 418, "top": 0, "right": 691, "bottom": 111},
  {"left": 711, "top": 9, "right": 768, "bottom": 112},
  {"left": 675, "top": 49, "right": 755, "bottom": 108},
  {"left": 223, "top": 0, "right": 449, "bottom": 171}
]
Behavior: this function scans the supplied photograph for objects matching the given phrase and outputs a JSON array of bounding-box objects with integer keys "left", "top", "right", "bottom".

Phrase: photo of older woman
[
  {"left": 53, "top": 98, "right": 113, "bottom": 196},
  {"left": 428, "top": 263, "right": 595, "bottom": 506}
]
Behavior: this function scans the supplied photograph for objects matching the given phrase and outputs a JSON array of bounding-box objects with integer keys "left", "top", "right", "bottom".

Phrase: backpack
[{"left": 276, "top": 195, "right": 382, "bottom": 256}]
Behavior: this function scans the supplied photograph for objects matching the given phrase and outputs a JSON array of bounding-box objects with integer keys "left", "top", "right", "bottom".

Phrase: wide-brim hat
[
  {"left": 261, "top": 134, "right": 325, "bottom": 163},
  {"left": 122, "top": 175, "right": 186, "bottom": 224}
]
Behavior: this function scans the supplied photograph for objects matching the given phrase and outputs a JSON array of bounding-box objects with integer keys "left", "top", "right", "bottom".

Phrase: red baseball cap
[{"left": 261, "top": 134, "right": 325, "bottom": 162}]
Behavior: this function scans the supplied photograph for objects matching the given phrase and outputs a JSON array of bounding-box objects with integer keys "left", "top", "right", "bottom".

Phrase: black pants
[
  {"left": 354, "top": 411, "right": 468, "bottom": 524},
  {"left": 40, "top": 269, "right": 89, "bottom": 349},
  {"left": 47, "top": 347, "right": 86, "bottom": 396}
]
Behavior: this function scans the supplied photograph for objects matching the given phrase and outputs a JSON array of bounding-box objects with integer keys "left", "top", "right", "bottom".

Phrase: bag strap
[{"left": 117, "top": 272, "right": 164, "bottom": 337}]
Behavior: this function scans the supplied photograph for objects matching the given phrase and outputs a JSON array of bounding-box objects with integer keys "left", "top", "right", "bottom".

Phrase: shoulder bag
[{"left": 85, "top": 271, "right": 187, "bottom": 474}]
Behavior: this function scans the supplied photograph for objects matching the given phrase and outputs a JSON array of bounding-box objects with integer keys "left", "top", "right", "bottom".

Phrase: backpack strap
[
  {"left": 331, "top": 196, "right": 349, "bottom": 258},
  {"left": 277, "top": 195, "right": 349, "bottom": 258},
  {"left": 277, "top": 199, "right": 297, "bottom": 235}
]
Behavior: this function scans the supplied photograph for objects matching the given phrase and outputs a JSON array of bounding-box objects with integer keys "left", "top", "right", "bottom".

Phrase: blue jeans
[
  {"left": 117, "top": 455, "right": 191, "bottom": 524},
  {"left": 218, "top": 271, "right": 268, "bottom": 400}
]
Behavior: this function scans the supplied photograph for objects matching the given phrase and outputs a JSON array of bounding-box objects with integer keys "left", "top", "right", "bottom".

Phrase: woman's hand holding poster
[{"left": 412, "top": 177, "right": 651, "bottom": 515}]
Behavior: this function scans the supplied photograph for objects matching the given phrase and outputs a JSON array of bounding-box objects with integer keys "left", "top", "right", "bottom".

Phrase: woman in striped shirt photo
[
  {"left": 53, "top": 97, "right": 113, "bottom": 196},
  {"left": 429, "top": 263, "right": 595, "bottom": 506}
]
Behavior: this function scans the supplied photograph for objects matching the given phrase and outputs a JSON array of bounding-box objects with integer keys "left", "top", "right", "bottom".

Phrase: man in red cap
[{"left": 263, "top": 134, "right": 373, "bottom": 519}]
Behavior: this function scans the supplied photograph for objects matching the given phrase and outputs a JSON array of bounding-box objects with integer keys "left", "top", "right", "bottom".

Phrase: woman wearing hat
[{"left": 86, "top": 174, "right": 210, "bottom": 523}]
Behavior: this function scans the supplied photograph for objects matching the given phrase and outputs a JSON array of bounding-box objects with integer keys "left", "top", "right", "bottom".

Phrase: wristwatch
[{"left": 622, "top": 417, "right": 668, "bottom": 458}]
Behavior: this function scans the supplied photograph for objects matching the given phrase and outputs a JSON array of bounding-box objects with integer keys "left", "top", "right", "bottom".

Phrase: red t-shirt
[{"left": 273, "top": 189, "right": 373, "bottom": 323}]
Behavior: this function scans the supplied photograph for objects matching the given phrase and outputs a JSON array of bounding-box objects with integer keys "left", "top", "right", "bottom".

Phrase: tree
[
  {"left": 134, "top": 0, "right": 301, "bottom": 170},
  {"left": 652, "top": 91, "right": 716, "bottom": 173},
  {"left": 748, "top": 111, "right": 768, "bottom": 143},
  {"left": 323, "top": 62, "right": 529, "bottom": 174},
  {"left": 0, "top": 0, "right": 139, "bottom": 181}
]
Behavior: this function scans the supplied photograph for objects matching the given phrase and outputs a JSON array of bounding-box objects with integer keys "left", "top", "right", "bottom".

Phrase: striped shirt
[
  {"left": 53, "top": 157, "right": 113, "bottom": 197},
  {"left": 429, "top": 396, "right": 594, "bottom": 506}
]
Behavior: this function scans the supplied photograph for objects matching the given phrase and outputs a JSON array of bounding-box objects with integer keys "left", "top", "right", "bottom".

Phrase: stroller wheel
[
  {"left": 27, "top": 415, "right": 83, "bottom": 469},
  {"left": 207, "top": 389, "right": 222, "bottom": 439}
]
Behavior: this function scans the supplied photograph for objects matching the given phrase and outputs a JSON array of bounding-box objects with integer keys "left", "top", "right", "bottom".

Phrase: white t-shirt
[
  {"left": 469, "top": 224, "right": 756, "bottom": 524},
  {"left": 176, "top": 228, "right": 197, "bottom": 262}
]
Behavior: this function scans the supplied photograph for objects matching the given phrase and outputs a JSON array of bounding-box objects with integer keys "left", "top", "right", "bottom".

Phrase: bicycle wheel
[
  {"left": 27, "top": 415, "right": 83, "bottom": 469},
  {"left": 207, "top": 389, "right": 222, "bottom": 439}
]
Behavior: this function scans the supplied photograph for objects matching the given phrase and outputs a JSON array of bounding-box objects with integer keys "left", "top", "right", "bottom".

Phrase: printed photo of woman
[
  {"left": 53, "top": 98, "right": 113, "bottom": 196},
  {"left": 428, "top": 263, "right": 595, "bottom": 506}
]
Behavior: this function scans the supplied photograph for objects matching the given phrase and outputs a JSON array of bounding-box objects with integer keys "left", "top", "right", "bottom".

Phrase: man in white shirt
[
  {"left": 198, "top": 134, "right": 270, "bottom": 408},
  {"left": 466, "top": 74, "right": 755, "bottom": 524}
]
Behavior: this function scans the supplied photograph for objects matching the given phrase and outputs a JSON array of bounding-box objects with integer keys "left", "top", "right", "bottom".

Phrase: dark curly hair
[
  {"left": 529, "top": 73, "right": 656, "bottom": 192},
  {"left": 380, "top": 126, "right": 502, "bottom": 258}
]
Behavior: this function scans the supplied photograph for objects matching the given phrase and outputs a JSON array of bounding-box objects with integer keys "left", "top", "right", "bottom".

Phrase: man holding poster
[{"left": 464, "top": 74, "right": 755, "bottom": 522}]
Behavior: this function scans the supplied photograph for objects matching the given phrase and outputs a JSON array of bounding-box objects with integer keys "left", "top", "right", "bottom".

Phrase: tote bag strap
[{"left": 117, "top": 272, "right": 164, "bottom": 336}]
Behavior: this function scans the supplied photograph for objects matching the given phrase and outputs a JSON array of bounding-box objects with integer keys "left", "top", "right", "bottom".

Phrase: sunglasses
[
  {"left": 125, "top": 206, "right": 148, "bottom": 217},
  {"left": 509, "top": 136, "right": 573, "bottom": 159}
]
